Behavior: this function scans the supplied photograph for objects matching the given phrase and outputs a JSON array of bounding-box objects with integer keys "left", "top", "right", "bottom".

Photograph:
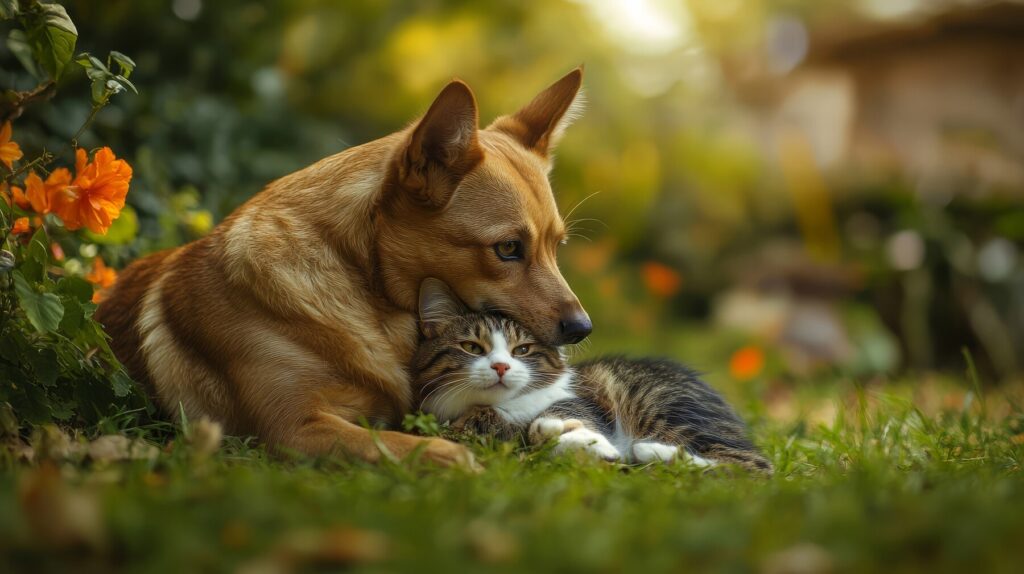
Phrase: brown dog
[{"left": 95, "top": 69, "right": 591, "bottom": 466}]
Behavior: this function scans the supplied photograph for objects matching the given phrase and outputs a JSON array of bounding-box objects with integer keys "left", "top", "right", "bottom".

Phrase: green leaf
[
  {"left": 50, "top": 399, "right": 74, "bottom": 421},
  {"left": 19, "top": 227, "right": 49, "bottom": 283},
  {"left": 90, "top": 78, "right": 106, "bottom": 106},
  {"left": 86, "top": 54, "right": 108, "bottom": 74},
  {"left": 110, "top": 371, "right": 134, "bottom": 398},
  {"left": 58, "top": 294, "right": 84, "bottom": 335},
  {"left": 7, "top": 30, "right": 40, "bottom": 79},
  {"left": 0, "top": 329, "right": 27, "bottom": 363},
  {"left": 112, "top": 75, "right": 138, "bottom": 94},
  {"left": 57, "top": 275, "right": 94, "bottom": 302},
  {"left": 109, "top": 50, "right": 135, "bottom": 78},
  {"left": 26, "top": 347, "right": 59, "bottom": 387},
  {"left": 13, "top": 271, "right": 64, "bottom": 334},
  {"left": 105, "top": 78, "right": 124, "bottom": 95},
  {"left": 0, "top": 0, "right": 18, "bottom": 19},
  {"left": 27, "top": 3, "right": 78, "bottom": 80}
]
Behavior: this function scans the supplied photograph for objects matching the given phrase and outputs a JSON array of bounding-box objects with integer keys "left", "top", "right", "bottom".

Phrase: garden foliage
[{"left": 0, "top": 0, "right": 146, "bottom": 428}]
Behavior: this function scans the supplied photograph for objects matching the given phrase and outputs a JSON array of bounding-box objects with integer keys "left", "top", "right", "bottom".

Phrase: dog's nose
[
  {"left": 491, "top": 362, "right": 510, "bottom": 377},
  {"left": 558, "top": 314, "right": 592, "bottom": 345}
]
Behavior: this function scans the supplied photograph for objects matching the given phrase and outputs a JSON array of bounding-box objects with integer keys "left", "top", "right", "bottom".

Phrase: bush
[{"left": 0, "top": 0, "right": 147, "bottom": 428}]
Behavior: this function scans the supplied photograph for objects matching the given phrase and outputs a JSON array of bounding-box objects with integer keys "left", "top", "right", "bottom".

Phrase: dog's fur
[{"left": 95, "top": 69, "right": 589, "bottom": 466}]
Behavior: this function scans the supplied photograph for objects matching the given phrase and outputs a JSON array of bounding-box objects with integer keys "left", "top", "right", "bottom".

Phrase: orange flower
[
  {"left": 24, "top": 169, "right": 71, "bottom": 214},
  {"left": 729, "top": 345, "right": 765, "bottom": 381},
  {"left": 51, "top": 147, "right": 132, "bottom": 234},
  {"left": 0, "top": 121, "right": 23, "bottom": 170},
  {"left": 11, "top": 216, "right": 30, "bottom": 235},
  {"left": 86, "top": 256, "right": 117, "bottom": 303},
  {"left": 642, "top": 261, "right": 683, "bottom": 298},
  {"left": 2, "top": 183, "right": 30, "bottom": 209},
  {"left": 85, "top": 257, "right": 117, "bottom": 289}
]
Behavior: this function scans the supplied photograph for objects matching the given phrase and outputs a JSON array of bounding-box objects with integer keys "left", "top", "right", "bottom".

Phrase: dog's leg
[
  {"left": 247, "top": 379, "right": 476, "bottom": 469},
  {"left": 281, "top": 410, "right": 478, "bottom": 469}
]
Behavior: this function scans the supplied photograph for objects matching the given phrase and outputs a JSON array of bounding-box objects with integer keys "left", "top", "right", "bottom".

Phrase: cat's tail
[{"left": 695, "top": 444, "right": 774, "bottom": 475}]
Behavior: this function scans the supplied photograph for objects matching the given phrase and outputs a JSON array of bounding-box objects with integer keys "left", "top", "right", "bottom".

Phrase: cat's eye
[
  {"left": 494, "top": 240, "right": 524, "bottom": 261},
  {"left": 512, "top": 344, "right": 531, "bottom": 357},
  {"left": 460, "top": 341, "right": 484, "bottom": 355}
]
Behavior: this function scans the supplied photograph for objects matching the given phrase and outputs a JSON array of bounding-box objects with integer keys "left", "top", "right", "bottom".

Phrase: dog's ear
[
  {"left": 398, "top": 81, "right": 483, "bottom": 208},
  {"left": 491, "top": 67, "right": 584, "bottom": 158},
  {"left": 418, "top": 278, "right": 467, "bottom": 338}
]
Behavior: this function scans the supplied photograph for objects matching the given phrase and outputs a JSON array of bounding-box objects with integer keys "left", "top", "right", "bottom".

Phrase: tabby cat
[{"left": 411, "top": 279, "right": 772, "bottom": 472}]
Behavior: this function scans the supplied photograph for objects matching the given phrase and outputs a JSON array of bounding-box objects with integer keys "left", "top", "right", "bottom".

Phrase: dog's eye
[
  {"left": 512, "top": 344, "right": 532, "bottom": 357},
  {"left": 494, "top": 240, "right": 524, "bottom": 261},
  {"left": 460, "top": 341, "right": 484, "bottom": 355}
]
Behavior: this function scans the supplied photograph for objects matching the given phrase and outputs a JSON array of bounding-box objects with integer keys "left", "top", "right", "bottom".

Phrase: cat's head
[{"left": 412, "top": 278, "right": 567, "bottom": 422}]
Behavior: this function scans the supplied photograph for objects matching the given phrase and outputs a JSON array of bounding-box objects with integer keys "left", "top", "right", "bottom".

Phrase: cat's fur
[{"left": 411, "top": 279, "right": 772, "bottom": 472}]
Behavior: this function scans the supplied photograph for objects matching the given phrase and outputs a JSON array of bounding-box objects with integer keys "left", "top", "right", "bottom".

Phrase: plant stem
[{"left": 70, "top": 104, "right": 105, "bottom": 148}]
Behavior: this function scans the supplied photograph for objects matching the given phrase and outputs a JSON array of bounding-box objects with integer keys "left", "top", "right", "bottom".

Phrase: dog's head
[{"left": 377, "top": 68, "right": 591, "bottom": 345}]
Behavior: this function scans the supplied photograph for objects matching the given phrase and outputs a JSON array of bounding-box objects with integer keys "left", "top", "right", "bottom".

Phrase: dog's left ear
[
  {"left": 491, "top": 66, "right": 585, "bottom": 158},
  {"left": 398, "top": 80, "right": 484, "bottom": 208}
]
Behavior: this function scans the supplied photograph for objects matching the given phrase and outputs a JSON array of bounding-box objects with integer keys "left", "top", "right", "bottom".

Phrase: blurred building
[{"left": 730, "top": 1, "right": 1024, "bottom": 194}]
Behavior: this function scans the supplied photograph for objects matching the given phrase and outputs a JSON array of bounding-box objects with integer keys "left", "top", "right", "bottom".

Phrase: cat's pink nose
[{"left": 491, "top": 362, "right": 510, "bottom": 377}]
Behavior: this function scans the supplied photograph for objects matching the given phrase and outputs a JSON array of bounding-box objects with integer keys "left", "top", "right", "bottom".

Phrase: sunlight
[{"left": 574, "top": 0, "right": 690, "bottom": 55}]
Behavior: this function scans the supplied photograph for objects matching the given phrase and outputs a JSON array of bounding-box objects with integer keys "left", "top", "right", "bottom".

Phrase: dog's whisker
[{"left": 562, "top": 191, "right": 602, "bottom": 223}]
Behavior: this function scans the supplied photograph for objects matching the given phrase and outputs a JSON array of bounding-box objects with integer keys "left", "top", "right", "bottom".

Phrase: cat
[{"left": 411, "top": 279, "right": 773, "bottom": 472}]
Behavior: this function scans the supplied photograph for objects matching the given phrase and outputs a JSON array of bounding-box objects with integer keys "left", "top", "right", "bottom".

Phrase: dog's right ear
[
  {"left": 397, "top": 81, "right": 484, "bottom": 209},
  {"left": 418, "top": 278, "right": 467, "bottom": 337},
  {"left": 491, "top": 67, "right": 584, "bottom": 159}
]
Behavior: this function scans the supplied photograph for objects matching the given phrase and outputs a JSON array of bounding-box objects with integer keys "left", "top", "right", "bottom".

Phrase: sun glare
[{"left": 574, "top": 0, "right": 690, "bottom": 55}]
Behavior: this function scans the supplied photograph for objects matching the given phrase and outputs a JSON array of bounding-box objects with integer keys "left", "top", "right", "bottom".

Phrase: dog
[{"left": 95, "top": 68, "right": 591, "bottom": 467}]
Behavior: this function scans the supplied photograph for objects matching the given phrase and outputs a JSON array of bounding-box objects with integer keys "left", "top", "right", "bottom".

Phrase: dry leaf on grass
[
  {"left": 465, "top": 520, "right": 520, "bottom": 564},
  {"left": 18, "top": 462, "right": 106, "bottom": 551},
  {"left": 88, "top": 435, "right": 160, "bottom": 463},
  {"left": 762, "top": 542, "right": 834, "bottom": 574},
  {"left": 187, "top": 417, "right": 223, "bottom": 459},
  {"left": 238, "top": 526, "right": 388, "bottom": 573}
]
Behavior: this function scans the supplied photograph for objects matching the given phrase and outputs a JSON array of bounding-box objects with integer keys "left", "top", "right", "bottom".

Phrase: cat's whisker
[
  {"left": 429, "top": 379, "right": 480, "bottom": 413},
  {"left": 420, "top": 376, "right": 473, "bottom": 404}
]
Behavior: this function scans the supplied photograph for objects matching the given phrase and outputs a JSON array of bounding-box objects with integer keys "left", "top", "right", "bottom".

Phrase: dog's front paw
[
  {"left": 552, "top": 428, "right": 621, "bottom": 462},
  {"left": 419, "top": 437, "right": 482, "bottom": 472}
]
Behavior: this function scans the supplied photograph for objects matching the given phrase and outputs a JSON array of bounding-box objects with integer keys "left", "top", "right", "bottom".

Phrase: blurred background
[{"left": 7, "top": 0, "right": 1023, "bottom": 388}]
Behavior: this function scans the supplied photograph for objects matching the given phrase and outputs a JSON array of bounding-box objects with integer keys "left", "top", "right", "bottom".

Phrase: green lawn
[{"left": 1, "top": 377, "right": 1022, "bottom": 574}]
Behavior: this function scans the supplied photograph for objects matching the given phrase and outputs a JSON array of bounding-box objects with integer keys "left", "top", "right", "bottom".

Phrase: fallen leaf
[
  {"left": 240, "top": 526, "right": 388, "bottom": 573},
  {"left": 188, "top": 417, "right": 223, "bottom": 459},
  {"left": 30, "top": 424, "right": 85, "bottom": 461},
  {"left": 466, "top": 520, "right": 519, "bottom": 564},
  {"left": 88, "top": 434, "right": 159, "bottom": 463},
  {"left": 18, "top": 462, "right": 105, "bottom": 550},
  {"left": 763, "top": 542, "right": 834, "bottom": 574}
]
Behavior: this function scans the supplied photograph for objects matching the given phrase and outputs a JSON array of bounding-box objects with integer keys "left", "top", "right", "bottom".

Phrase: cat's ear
[
  {"left": 490, "top": 66, "right": 584, "bottom": 158},
  {"left": 418, "top": 278, "right": 467, "bottom": 337}
]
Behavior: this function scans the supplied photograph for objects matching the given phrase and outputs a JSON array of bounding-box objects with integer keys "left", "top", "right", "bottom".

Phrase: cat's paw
[
  {"left": 528, "top": 417, "right": 584, "bottom": 443},
  {"left": 553, "top": 428, "right": 621, "bottom": 462},
  {"left": 631, "top": 441, "right": 679, "bottom": 464},
  {"left": 682, "top": 452, "right": 715, "bottom": 468}
]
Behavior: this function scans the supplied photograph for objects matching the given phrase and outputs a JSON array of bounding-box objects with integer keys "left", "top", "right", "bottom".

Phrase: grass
[{"left": 1, "top": 374, "right": 1022, "bottom": 574}]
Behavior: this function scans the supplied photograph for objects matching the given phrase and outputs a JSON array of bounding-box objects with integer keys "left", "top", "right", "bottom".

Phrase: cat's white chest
[{"left": 495, "top": 371, "right": 576, "bottom": 424}]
